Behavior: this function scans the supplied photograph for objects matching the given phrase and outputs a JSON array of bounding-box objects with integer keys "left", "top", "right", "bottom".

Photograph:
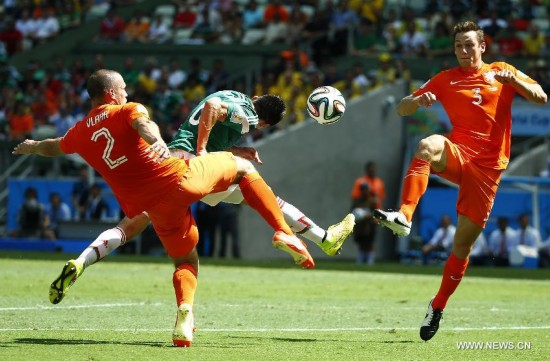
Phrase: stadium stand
[{"left": 2, "top": 0, "right": 550, "bottom": 264}]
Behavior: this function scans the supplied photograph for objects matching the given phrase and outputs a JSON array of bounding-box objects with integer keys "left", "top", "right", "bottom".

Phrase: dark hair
[
  {"left": 24, "top": 187, "right": 38, "bottom": 198},
  {"left": 364, "top": 161, "right": 375, "bottom": 172},
  {"left": 497, "top": 216, "right": 508, "bottom": 224},
  {"left": 452, "top": 21, "right": 484, "bottom": 43},
  {"left": 86, "top": 69, "right": 119, "bottom": 100},
  {"left": 253, "top": 94, "right": 286, "bottom": 126}
]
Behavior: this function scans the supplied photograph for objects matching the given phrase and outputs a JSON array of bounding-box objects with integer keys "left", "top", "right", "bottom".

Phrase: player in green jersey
[{"left": 49, "top": 91, "right": 355, "bottom": 304}]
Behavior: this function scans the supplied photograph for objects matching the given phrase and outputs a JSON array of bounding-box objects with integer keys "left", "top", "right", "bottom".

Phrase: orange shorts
[
  {"left": 433, "top": 139, "right": 503, "bottom": 228},
  {"left": 147, "top": 152, "right": 238, "bottom": 258}
]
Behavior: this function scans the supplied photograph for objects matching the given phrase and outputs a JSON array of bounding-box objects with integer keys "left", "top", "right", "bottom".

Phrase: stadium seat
[
  {"left": 532, "top": 18, "right": 549, "bottom": 32},
  {"left": 155, "top": 4, "right": 176, "bottom": 18},
  {"left": 416, "top": 17, "right": 429, "bottom": 32},
  {"left": 173, "top": 28, "right": 194, "bottom": 45},
  {"left": 85, "top": 3, "right": 111, "bottom": 21},
  {"left": 300, "top": 5, "right": 315, "bottom": 21},
  {"left": 241, "top": 28, "right": 266, "bottom": 45},
  {"left": 533, "top": 5, "right": 548, "bottom": 19}
]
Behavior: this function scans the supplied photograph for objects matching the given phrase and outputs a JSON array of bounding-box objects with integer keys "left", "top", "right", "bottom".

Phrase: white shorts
[{"left": 171, "top": 149, "right": 245, "bottom": 206}]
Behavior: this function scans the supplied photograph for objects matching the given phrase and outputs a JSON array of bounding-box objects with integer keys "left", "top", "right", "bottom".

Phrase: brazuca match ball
[{"left": 307, "top": 86, "right": 346, "bottom": 125}]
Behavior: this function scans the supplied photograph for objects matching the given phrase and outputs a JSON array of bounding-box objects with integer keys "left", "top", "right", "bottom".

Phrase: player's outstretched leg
[
  {"left": 373, "top": 209, "right": 411, "bottom": 237},
  {"left": 49, "top": 259, "right": 83, "bottom": 304},
  {"left": 276, "top": 197, "right": 355, "bottom": 256},
  {"left": 420, "top": 296, "right": 443, "bottom": 341},
  {"left": 48, "top": 216, "right": 150, "bottom": 304},
  {"left": 237, "top": 164, "right": 316, "bottom": 268},
  {"left": 272, "top": 231, "right": 315, "bottom": 269},
  {"left": 173, "top": 303, "right": 195, "bottom": 347},
  {"left": 48, "top": 227, "right": 127, "bottom": 304}
]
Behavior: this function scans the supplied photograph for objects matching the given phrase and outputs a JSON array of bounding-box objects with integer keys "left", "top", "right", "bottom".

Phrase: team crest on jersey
[
  {"left": 231, "top": 112, "right": 244, "bottom": 123},
  {"left": 483, "top": 71, "right": 496, "bottom": 84}
]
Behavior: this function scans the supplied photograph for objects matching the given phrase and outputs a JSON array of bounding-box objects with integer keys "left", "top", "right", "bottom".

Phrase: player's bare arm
[
  {"left": 12, "top": 138, "right": 65, "bottom": 157},
  {"left": 494, "top": 69, "right": 548, "bottom": 104},
  {"left": 196, "top": 98, "right": 229, "bottom": 156},
  {"left": 132, "top": 116, "right": 170, "bottom": 162},
  {"left": 229, "top": 146, "right": 263, "bottom": 164},
  {"left": 396, "top": 92, "right": 437, "bottom": 116}
]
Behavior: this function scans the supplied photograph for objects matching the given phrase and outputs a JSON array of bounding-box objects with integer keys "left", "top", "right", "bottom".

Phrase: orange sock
[
  {"left": 239, "top": 172, "right": 292, "bottom": 235},
  {"left": 432, "top": 253, "right": 469, "bottom": 310},
  {"left": 399, "top": 157, "right": 431, "bottom": 222},
  {"left": 173, "top": 264, "right": 198, "bottom": 307}
]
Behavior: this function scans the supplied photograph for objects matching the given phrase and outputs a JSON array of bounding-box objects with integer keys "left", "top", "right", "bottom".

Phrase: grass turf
[{"left": 0, "top": 252, "right": 549, "bottom": 360}]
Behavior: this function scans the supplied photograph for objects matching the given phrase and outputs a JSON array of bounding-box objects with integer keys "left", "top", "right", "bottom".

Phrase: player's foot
[
  {"left": 173, "top": 303, "right": 195, "bottom": 347},
  {"left": 319, "top": 213, "right": 356, "bottom": 256},
  {"left": 420, "top": 296, "right": 443, "bottom": 341},
  {"left": 273, "top": 231, "right": 315, "bottom": 269},
  {"left": 373, "top": 209, "right": 411, "bottom": 237},
  {"left": 49, "top": 259, "right": 84, "bottom": 304}
]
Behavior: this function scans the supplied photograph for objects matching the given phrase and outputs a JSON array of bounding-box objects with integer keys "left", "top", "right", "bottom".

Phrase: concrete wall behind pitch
[{"left": 238, "top": 82, "right": 407, "bottom": 261}]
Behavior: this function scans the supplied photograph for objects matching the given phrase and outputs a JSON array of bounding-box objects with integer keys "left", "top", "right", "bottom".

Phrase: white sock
[
  {"left": 76, "top": 227, "right": 126, "bottom": 269},
  {"left": 277, "top": 197, "right": 326, "bottom": 244}
]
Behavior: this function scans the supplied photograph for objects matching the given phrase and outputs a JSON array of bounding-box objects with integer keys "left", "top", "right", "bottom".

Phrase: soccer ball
[{"left": 307, "top": 86, "right": 346, "bottom": 125}]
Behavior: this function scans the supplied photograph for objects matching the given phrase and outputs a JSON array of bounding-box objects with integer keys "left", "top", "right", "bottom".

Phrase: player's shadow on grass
[
  {"left": 227, "top": 335, "right": 415, "bottom": 345},
  {"left": 228, "top": 335, "right": 317, "bottom": 343},
  {"left": 14, "top": 338, "right": 166, "bottom": 348}
]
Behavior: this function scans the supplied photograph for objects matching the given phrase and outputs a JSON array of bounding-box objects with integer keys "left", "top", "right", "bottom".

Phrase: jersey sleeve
[
  {"left": 59, "top": 122, "right": 80, "bottom": 154},
  {"left": 502, "top": 62, "right": 537, "bottom": 85},
  {"left": 123, "top": 102, "right": 151, "bottom": 127},
  {"left": 412, "top": 72, "right": 445, "bottom": 97}
]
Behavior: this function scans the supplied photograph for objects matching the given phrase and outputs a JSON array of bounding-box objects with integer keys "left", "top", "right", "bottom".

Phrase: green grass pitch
[{"left": 1, "top": 251, "right": 549, "bottom": 361}]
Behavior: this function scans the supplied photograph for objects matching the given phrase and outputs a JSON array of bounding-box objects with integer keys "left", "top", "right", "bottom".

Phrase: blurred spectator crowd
[
  {"left": 1, "top": 0, "right": 550, "bottom": 145},
  {"left": 402, "top": 213, "right": 550, "bottom": 268}
]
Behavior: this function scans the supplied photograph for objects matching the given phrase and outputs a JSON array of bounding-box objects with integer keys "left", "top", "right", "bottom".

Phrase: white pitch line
[
  {"left": 0, "top": 303, "right": 524, "bottom": 313},
  {"left": 0, "top": 302, "right": 163, "bottom": 311},
  {"left": 1, "top": 326, "right": 550, "bottom": 332}
]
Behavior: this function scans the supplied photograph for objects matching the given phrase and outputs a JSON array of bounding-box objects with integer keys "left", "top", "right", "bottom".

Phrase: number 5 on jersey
[{"left": 472, "top": 88, "right": 482, "bottom": 105}]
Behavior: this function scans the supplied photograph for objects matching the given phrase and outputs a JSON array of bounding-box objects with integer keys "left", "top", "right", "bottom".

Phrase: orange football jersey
[
  {"left": 60, "top": 102, "right": 187, "bottom": 218},
  {"left": 413, "top": 62, "right": 538, "bottom": 169}
]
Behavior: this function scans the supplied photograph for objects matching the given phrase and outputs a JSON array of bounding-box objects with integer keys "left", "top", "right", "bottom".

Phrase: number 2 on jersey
[{"left": 91, "top": 127, "right": 128, "bottom": 169}]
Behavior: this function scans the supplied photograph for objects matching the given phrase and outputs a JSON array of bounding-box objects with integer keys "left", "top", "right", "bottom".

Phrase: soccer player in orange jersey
[
  {"left": 48, "top": 90, "right": 354, "bottom": 297},
  {"left": 373, "top": 21, "right": 547, "bottom": 341},
  {"left": 12, "top": 69, "right": 315, "bottom": 347}
]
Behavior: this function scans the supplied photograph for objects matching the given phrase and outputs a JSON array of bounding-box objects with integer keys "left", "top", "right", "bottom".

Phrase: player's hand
[
  {"left": 415, "top": 92, "right": 437, "bottom": 108},
  {"left": 12, "top": 139, "right": 37, "bottom": 155},
  {"left": 231, "top": 147, "right": 262, "bottom": 164},
  {"left": 494, "top": 69, "right": 516, "bottom": 85},
  {"left": 147, "top": 140, "right": 170, "bottom": 163}
]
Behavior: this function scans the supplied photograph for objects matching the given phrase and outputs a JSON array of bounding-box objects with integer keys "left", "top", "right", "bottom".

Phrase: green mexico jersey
[{"left": 168, "top": 90, "right": 259, "bottom": 154}]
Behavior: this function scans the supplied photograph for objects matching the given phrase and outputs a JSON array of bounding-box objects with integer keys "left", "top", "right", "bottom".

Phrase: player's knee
[
  {"left": 453, "top": 243, "right": 472, "bottom": 259},
  {"left": 415, "top": 136, "right": 443, "bottom": 161},
  {"left": 118, "top": 214, "right": 149, "bottom": 239},
  {"left": 172, "top": 248, "right": 199, "bottom": 270}
]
